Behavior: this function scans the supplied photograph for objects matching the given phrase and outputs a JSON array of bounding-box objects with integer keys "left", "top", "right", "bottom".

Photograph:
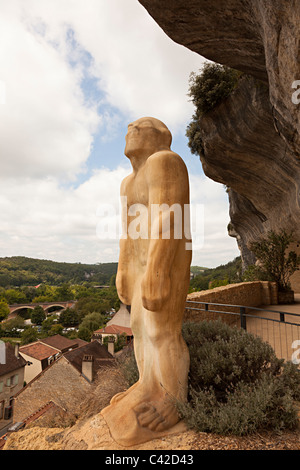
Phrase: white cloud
[
  {"left": 0, "top": 0, "right": 238, "bottom": 268},
  {"left": 0, "top": 0, "right": 206, "bottom": 178},
  {"left": 0, "top": 166, "right": 129, "bottom": 263},
  {"left": 0, "top": 167, "right": 238, "bottom": 267},
  {"left": 189, "top": 175, "right": 239, "bottom": 267},
  {"left": 10, "top": 0, "right": 206, "bottom": 132},
  {"left": 0, "top": 3, "right": 100, "bottom": 181}
]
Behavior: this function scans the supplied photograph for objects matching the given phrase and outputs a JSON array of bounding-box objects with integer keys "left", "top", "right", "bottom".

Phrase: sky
[{"left": 0, "top": 0, "right": 239, "bottom": 268}]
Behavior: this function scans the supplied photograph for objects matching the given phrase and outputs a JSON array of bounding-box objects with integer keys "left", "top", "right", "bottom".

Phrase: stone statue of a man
[{"left": 101, "top": 117, "right": 192, "bottom": 446}]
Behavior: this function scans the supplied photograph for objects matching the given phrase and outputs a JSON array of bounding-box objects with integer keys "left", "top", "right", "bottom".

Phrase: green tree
[
  {"left": 109, "top": 274, "right": 116, "bottom": 287},
  {"left": 78, "top": 326, "right": 92, "bottom": 342},
  {"left": 40, "top": 315, "right": 58, "bottom": 337},
  {"left": 59, "top": 308, "right": 79, "bottom": 327},
  {"left": 0, "top": 316, "right": 25, "bottom": 337},
  {"left": 32, "top": 285, "right": 56, "bottom": 303},
  {"left": 79, "top": 311, "right": 106, "bottom": 333},
  {"left": 249, "top": 230, "right": 300, "bottom": 292},
  {"left": 2, "top": 288, "right": 27, "bottom": 304},
  {"left": 21, "top": 327, "right": 38, "bottom": 345},
  {"left": 0, "top": 300, "right": 10, "bottom": 321},
  {"left": 31, "top": 306, "right": 46, "bottom": 325},
  {"left": 209, "top": 278, "right": 229, "bottom": 289},
  {"left": 48, "top": 324, "right": 64, "bottom": 336},
  {"left": 54, "top": 283, "right": 74, "bottom": 301},
  {"left": 74, "top": 297, "right": 111, "bottom": 319}
]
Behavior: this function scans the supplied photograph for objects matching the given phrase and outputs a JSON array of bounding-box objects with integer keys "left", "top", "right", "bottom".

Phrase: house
[
  {"left": 38, "top": 334, "right": 86, "bottom": 353},
  {"left": 92, "top": 303, "right": 133, "bottom": 346},
  {"left": 107, "top": 303, "right": 131, "bottom": 329},
  {"left": 0, "top": 343, "right": 27, "bottom": 435},
  {"left": 13, "top": 341, "right": 115, "bottom": 424},
  {"left": 63, "top": 340, "right": 115, "bottom": 382},
  {"left": 93, "top": 324, "right": 133, "bottom": 344},
  {"left": 19, "top": 335, "right": 87, "bottom": 384}
]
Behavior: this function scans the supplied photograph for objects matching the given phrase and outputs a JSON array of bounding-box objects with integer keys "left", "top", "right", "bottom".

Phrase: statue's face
[{"left": 125, "top": 117, "right": 169, "bottom": 159}]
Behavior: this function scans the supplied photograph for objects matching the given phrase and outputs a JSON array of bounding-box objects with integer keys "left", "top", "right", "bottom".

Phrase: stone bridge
[{"left": 8, "top": 300, "right": 77, "bottom": 316}]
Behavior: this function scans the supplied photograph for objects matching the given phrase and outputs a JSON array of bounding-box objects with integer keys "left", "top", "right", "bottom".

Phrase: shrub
[
  {"left": 186, "top": 62, "right": 241, "bottom": 156},
  {"left": 180, "top": 375, "right": 298, "bottom": 436},
  {"left": 177, "top": 320, "right": 300, "bottom": 435},
  {"left": 117, "top": 320, "right": 300, "bottom": 435},
  {"left": 188, "top": 62, "right": 241, "bottom": 116},
  {"left": 249, "top": 229, "right": 300, "bottom": 292}
]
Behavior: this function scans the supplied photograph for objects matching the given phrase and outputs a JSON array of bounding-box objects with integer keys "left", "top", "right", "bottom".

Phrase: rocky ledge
[
  {"left": 3, "top": 413, "right": 300, "bottom": 450},
  {"left": 138, "top": 0, "right": 300, "bottom": 270}
]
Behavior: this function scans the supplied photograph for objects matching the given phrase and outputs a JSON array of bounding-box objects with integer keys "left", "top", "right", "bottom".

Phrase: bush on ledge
[
  {"left": 177, "top": 320, "right": 300, "bottom": 436},
  {"left": 118, "top": 319, "right": 300, "bottom": 436}
]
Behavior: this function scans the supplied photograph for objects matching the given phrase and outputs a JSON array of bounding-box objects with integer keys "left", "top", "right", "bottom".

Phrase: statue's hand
[
  {"left": 141, "top": 271, "right": 171, "bottom": 311},
  {"left": 116, "top": 271, "right": 131, "bottom": 305}
]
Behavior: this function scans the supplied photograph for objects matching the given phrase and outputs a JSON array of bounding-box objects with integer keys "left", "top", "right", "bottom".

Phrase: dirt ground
[{"left": 3, "top": 411, "right": 300, "bottom": 451}]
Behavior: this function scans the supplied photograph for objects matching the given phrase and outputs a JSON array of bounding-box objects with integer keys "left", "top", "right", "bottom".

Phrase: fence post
[{"left": 240, "top": 307, "right": 246, "bottom": 330}]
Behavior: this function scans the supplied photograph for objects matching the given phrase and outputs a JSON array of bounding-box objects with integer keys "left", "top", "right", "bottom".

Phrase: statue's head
[{"left": 125, "top": 117, "right": 172, "bottom": 160}]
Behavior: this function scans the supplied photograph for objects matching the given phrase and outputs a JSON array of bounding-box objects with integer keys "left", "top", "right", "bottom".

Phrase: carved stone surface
[
  {"left": 138, "top": 1, "right": 300, "bottom": 281},
  {"left": 138, "top": 0, "right": 300, "bottom": 156},
  {"left": 101, "top": 117, "right": 192, "bottom": 446}
]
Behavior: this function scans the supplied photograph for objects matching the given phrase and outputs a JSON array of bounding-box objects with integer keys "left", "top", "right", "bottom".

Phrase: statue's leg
[
  {"left": 101, "top": 278, "right": 189, "bottom": 446},
  {"left": 109, "top": 283, "right": 144, "bottom": 404},
  {"left": 133, "top": 293, "right": 190, "bottom": 432}
]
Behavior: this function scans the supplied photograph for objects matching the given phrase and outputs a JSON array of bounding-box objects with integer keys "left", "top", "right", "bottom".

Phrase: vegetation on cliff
[{"left": 186, "top": 62, "right": 241, "bottom": 156}]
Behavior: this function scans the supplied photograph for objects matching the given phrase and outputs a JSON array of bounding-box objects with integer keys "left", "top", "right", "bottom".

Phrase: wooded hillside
[{"left": 0, "top": 256, "right": 118, "bottom": 287}]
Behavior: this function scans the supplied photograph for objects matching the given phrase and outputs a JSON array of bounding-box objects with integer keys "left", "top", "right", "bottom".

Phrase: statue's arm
[
  {"left": 142, "top": 151, "right": 189, "bottom": 311},
  {"left": 116, "top": 178, "right": 131, "bottom": 305}
]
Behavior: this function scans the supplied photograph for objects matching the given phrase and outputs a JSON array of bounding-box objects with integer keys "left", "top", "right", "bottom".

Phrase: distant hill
[
  {"left": 189, "top": 257, "right": 242, "bottom": 292},
  {"left": 190, "top": 266, "right": 209, "bottom": 275},
  {"left": 0, "top": 256, "right": 118, "bottom": 288},
  {"left": 0, "top": 255, "right": 242, "bottom": 291}
]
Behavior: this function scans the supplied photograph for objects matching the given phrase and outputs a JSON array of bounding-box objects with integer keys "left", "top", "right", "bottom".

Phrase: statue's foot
[
  {"left": 110, "top": 381, "right": 140, "bottom": 405},
  {"left": 134, "top": 400, "right": 179, "bottom": 433},
  {"left": 101, "top": 392, "right": 186, "bottom": 446}
]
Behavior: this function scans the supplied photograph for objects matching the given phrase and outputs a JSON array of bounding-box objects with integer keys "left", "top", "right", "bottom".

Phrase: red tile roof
[
  {"left": 19, "top": 342, "right": 59, "bottom": 361},
  {"left": 19, "top": 335, "right": 87, "bottom": 361},
  {"left": 95, "top": 325, "right": 133, "bottom": 336},
  {"left": 39, "top": 334, "right": 80, "bottom": 352}
]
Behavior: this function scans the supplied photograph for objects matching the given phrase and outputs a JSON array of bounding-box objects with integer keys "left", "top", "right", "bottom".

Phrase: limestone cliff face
[
  {"left": 139, "top": 0, "right": 300, "bottom": 155},
  {"left": 138, "top": 0, "right": 300, "bottom": 272},
  {"left": 198, "top": 75, "right": 300, "bottom": 248}
]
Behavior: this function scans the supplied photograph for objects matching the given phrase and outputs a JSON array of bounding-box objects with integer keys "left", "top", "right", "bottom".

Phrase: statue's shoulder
[
  {"left": 120, "top": 172, "right": 134, "bottom": 195},
  {"left": 147, "top": 149, "right": 186, "bottom": 169}
]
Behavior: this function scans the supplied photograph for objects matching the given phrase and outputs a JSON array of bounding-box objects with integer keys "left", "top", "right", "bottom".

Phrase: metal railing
[{"left": 185, "top": 300, "right": 300, "bottom": 364}]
